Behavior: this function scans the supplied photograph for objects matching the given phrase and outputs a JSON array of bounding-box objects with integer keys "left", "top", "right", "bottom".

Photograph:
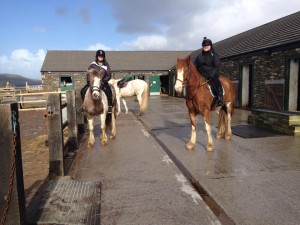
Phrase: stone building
[{"left": 41, "top": 51, "right": 192, "bottom": 95}]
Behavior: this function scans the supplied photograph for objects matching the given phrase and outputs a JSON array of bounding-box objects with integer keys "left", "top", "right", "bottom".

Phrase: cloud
[
  {"left": 0, "top": 49, "right": 46, "bottom": 79},
  {"left": 86, "top": 43, "right": 112, "bottom": 51},
  {"left": 55, "top": 6, "right": 68, "bottom": 16},
  {"left": 78, "top": 7, "right": 90, "bottom": 23},
  {"left": 121, "top": 35, "right": 169, "bottom": 50},
  {"left": 108, "top": 0, "right": 300, "bottom": 50}
]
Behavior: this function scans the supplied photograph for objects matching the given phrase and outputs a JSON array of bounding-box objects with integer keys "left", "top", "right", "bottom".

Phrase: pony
[
  {"left": 83, "top": 66, "right": 117, "bottom": 148},
  {"left": 174, "top": 56, "right": 236, "bottom": 151},
  {"left": 109, "top": 78, "right": 149, "bottom": 116}
]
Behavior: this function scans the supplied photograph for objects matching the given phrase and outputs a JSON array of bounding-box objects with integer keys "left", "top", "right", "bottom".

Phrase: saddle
[{"left": 117, "top": 77, "right": 133, "bottom": 88}]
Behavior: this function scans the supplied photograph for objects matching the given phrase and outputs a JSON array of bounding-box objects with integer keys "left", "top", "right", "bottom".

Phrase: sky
[{"left": 0, "top": 0, "right": 299, "bottom": 80}]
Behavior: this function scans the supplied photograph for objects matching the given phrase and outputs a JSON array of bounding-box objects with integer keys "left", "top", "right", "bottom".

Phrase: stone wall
[{"left": 220, "top": 47, "right": 300, "bottom": 109}]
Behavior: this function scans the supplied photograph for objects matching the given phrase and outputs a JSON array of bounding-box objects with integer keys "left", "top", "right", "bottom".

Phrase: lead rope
[{"left": 1, "top": 111, "right": 17, "bottom": 225}]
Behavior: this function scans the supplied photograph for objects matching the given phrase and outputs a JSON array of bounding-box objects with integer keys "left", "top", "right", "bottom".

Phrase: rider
[
  {"left": 193, "top": 37, "right": 223, "bottom": 107},
  {"left": 78, "top": 49, "right": 113, "bottom": 113}
]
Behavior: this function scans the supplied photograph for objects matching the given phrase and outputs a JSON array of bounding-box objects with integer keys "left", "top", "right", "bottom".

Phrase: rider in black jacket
[{"left": 194, "top": 37, "right": 224, "bottom": 107}]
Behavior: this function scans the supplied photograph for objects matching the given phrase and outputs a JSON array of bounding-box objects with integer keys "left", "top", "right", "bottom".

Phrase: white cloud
[
  {"left": 86, "top": 43, "right": 112, "bottom": 51},
  {"left": 109, "top": 0, "right": 300, "bottom": 50},
  {"left": 0, "top": 49, "right": 46, "bottom": 80},
  {"left": 121, "top": 35, "right": 169, "bottom": 50}
]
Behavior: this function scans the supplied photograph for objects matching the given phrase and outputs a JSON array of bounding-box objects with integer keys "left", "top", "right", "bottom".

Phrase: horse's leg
[
  {"left": 122, "top": 98, "right": 128, "bottom": 114},
  {"left": 224, "top": 102, "right": 233, "bottom": 140},
  {"left": 186, "top": 112, "right": 197, "bottom": 150},
  {"left": 87, "top": 116, "right": 95, "bottom": 149},
  {"left": 216, "top": 110, "right": 226, "bottom": 139},
  {"left": 116, "top": 95, "right": 121, "bottom": 115},
  {"left": 136, "top": 94, "right": 142, "bottom": 116},
  {"left": 110, "top": 108, "right": 117, "bottom": 140},
  {"left": 100, "top": 113, "right": 108, "bottom": 146},
  {"left": 204, "top": 110, "right": 214, "bottom": 151}
]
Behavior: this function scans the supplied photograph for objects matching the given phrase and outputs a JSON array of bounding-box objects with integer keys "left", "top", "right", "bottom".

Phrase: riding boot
[
  {"left": 217, "top": 85, "right": 224, "bottom": 107},
  {"left": 102, "top": 82, "right": 113, "bottom": 113}
]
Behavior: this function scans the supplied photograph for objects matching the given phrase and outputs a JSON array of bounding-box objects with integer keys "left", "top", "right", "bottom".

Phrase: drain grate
[{"left": 27, "top": 179, "right": 101, "bottom": 225}]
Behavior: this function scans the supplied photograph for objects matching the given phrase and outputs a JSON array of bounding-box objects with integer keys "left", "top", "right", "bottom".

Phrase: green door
[{"left": 149, "top": 76, "right": 160, "bottom": 95}]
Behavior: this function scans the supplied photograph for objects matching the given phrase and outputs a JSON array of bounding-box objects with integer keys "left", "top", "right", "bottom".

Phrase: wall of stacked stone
[
  {"left": 220, "top": 47, "right": 300, "bottom": 109},
  {"left": 42, "top": 72, "right": 86, "bottom": 91}
]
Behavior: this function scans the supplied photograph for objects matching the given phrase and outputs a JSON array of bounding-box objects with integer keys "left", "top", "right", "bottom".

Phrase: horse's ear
[{"left": 187, "top": 55, "right": 191, "bottom": 62}]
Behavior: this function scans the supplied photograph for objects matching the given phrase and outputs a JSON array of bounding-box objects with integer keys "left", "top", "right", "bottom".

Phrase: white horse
[
  {"left": 109, "top": 78, "right": 149, "bottom": 116},
  {"left": 83, "top": 66, "right": 117, "bottom": 148}
]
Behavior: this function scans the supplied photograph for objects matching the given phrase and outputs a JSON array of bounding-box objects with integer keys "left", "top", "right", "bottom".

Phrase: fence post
[
  {"left": 66, "top": 90, "right": 78, "bottom": 150},
  {"left": 46, "top": 93, "right": 64, "bottom": 178},
  {"left": 0, "top": 103, "right": 27, "bottom": 225},
  {"left": 75, "top": 89, "right": 85, "bottom": 135}
]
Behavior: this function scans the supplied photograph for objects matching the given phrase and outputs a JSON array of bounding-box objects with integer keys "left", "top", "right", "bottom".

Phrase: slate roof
[
  {"left": 191, "top": 11, "right": 300, "bottom": 59},
  {"left": 41, "top": 50, "right": 192, "bottom": 72}
]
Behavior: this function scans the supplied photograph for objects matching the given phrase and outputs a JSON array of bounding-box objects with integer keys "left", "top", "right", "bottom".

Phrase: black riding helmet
[
  {"left": 96, "top": 49, "right": 106, "bottom": 58},
  {"left": 202, "top": 37, "right": 212, "bottom": 46}
]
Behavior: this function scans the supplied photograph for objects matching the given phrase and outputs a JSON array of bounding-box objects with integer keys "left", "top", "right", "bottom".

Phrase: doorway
[{"left": 239, "top": 65, "right": 253, "bottom": 108}]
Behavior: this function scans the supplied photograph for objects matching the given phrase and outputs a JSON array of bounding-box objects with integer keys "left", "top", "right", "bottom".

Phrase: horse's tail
[{"left": 140, "top": 81, "right": 149, "bottom": 113}]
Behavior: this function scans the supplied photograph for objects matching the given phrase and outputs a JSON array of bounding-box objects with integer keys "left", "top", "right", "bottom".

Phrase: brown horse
[
  {"left": 83, "top": 66, "right": 117, "bottom": 148},
  {"left": 174, "top": 56, "right": 236, "bottom": 151}
]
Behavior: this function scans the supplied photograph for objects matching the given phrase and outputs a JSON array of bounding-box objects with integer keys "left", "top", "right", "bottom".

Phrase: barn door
[
  {"left": 149, "top": 76, "right": 160, "bottom": 95},
  {"left": 264, "top": 80, "right": 284, "bottom": 111}
]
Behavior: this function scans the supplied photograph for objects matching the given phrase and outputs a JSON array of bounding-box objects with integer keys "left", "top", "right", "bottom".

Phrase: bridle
[{"left": 176, "top": 61, "right": 210, "bottom": 100}]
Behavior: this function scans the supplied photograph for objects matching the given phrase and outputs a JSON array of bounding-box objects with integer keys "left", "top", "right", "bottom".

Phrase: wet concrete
[
  {"left": 69, "top": 103, "right": 221, "bottom": 225},
  {"left": 69, "top": 95, "right": 300, "bottom": 225},
  {"left": 128, "top": 96, "right": 300, "bottom": 225}
]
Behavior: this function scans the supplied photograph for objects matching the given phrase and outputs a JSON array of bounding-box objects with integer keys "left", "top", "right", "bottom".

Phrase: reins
[{"left": 181, "top": 62, "right": 210, "bottom": 100}]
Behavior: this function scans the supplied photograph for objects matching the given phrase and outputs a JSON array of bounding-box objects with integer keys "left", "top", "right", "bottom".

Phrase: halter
[
  {"left": 176, "top": 61, "right": 209, "bottom": 100},
  {"left": 92, "top": 85, "right": 101, "bottom": 93}
]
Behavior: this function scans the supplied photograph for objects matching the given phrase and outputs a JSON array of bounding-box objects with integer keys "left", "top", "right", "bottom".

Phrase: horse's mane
[{"left": 187, "top": 57, "right": 205, "bottom": 81}]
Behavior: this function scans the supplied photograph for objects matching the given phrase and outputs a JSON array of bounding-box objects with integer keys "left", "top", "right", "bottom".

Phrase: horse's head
[
  {"left": 87, "top": 67, "right": 105, "bottom": 100},
  {"left": 174, "top": 56, "right": 191, "bottom": 95}
]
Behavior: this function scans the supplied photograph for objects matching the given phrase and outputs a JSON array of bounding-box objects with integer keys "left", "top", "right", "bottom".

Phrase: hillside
[{"left": 0, "top": 73, "right": 42, "bottom": 87}]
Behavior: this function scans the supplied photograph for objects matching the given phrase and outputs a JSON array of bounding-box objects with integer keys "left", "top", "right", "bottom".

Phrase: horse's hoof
[
  {"left": 87, "top": 143, "right": 94, "bottom": 149},
  {"left": 206, "top": 144, "right": 214, "bottom": 151},
  {"left": 185, "top": 143, "right": 194, "bottom": 150},
  {"left": 225, "top": 135, "right": 231, "bottom": 140},
  {"left": 216, "top": 133, "right": 223, "bottom": 139},
  {"left": 109, "top": 134, "right": 116, "bottom": 140},
  {"left": 101, "top": 140, "right": 108, "bottom": 146}
]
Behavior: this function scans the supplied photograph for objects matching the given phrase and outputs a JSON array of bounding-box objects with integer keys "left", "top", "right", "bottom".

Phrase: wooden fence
[{"left": 0, "top": 90, "right": 84, "bottom": 224}]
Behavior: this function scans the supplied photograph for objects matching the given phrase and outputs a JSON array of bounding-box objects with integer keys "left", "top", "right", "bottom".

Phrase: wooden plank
[
  {"left": 0, "top": 103, "right": 27, "bottom": 225},
  {"left": 67, "top": 91, "right": 79, "bottom": 150},
  {"left": 19, "top": 108, "right": 46, "bottom": 111},
  {"left": 17, "top": 100, "right": 46, "bottom": 104},
  {"left": 16, "top": 91, "right": 66, "bottom": 96},
  {"left": 47, "top": 93, "right": 64, "bottom": 178}
]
